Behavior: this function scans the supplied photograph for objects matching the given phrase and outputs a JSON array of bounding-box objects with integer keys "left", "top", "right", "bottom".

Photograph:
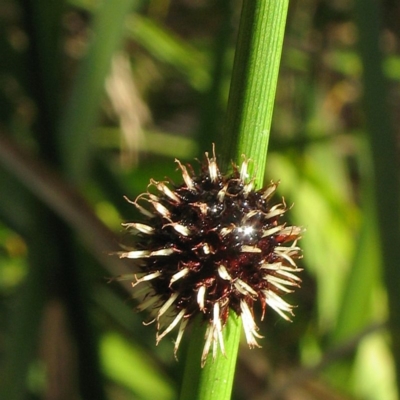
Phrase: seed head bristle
[{"left": 119, "top": 148, "right": 303, "bottom": 365}]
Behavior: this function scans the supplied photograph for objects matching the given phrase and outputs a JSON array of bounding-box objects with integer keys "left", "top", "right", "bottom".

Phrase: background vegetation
[{"left": 0, "top": 0, "right": 399, "bottom": 399}]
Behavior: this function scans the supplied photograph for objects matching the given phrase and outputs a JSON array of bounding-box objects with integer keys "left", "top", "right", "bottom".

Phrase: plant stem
[
  {"left": 179, "top": 312, "right": 241, "bottom": 400},
  {"left": 180, "top": 1, "right": 289, "bottom": 399},
  {"left": 221, "top": 0, "right": 289, "bottom": 178}
]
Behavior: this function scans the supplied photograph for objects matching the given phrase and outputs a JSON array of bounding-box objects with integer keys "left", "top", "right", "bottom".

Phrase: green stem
[
  {"left": 179, "top": 312, "right": 241, "bottom": 400},
  {"left": 221, "top": 0, "right": 289, "bottom": 178},
  {"left": 180, "top": 1, "right": 289, "bottom": 399}
]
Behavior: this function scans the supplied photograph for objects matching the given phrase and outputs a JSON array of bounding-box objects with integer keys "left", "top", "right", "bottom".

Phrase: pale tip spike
[
  {"left": 163, "top": 222, "right": 191, "bottom": 236},
  {"left": 234, "top": 279, "right": 258, "bottom": 298},
  {"left": 131, "top": 271, "right": 162, "bottom": 287},
  {"left": 267, "top": 280, "right": 294, "bottom": 293},
  {"left": 205, "top": 145, "right": 219, "bottom": 182},
  {"left": 213, "top": 302, "right": 221, "bottom": 329},
  {"left": 197, "top": 285, "right": 206, "bottom": 311},
  {"left": 264, "top": 290, "right": 294, "bottom": 321},
  {"left": 243, "top": 179, "right": 255, "bottom": 197},
  {"left": 240, "top": 156, "right": 251, "bottom": 182},
  {"left": 169, "top": 267, "right": 189, "bottom": 286},
  {"left": 274, "top": 268, "right": 302, "bottom": 282},
  {"left": 265, "top": 275, "right": 298, "bottom": 292},
  {"left": 264, "top": 207, "right": 286, "bottom": 219},
  {"left": 241, "top": 209, "right": 259, "bottom": 223},
  {"left": 175, "top": 159, "right": 195, "bottom": 190},
  {"left": 240, "top": 160, "right": 247, "bottom": 182},
  {"left": 123, "top": 195, "right": 135, "bottom": 205},
  {"left": 212, "top": 302, "right": 224, "bottom": 359},
  {"left": 150, "top": 248, "right": 175, "bottom": 257},
  {"left": 274, "top": 250, "right": 297, "bottom": 267},
  {"left": 122, "top": 222, "right": 155, "bottom": 235},
  {"left": 217, "top": 264, "right": 232, "bottom": 281},
  {"left": 260, "top": 262, "right": 281, "bottom": 271},
  {"left": 156, "top": 309, "right": 186, "bottom": 345},
  {"left": 150, "top": 200, "right": 171, "bottom": 218},
  {"left": 211, "top": 142, "right": 216, "bottom": 158},
  {"left": 157, "top": 292, "right": 179, "bottom": 318},
  {"left": 150, "top": 179, "right": 181, "bottom": 203},
  {"left": 219, "top": 224, "right": 234, "bottom": 237},
  {"left": 262, "top": 181, "right": 279, "bottom": 200},
  {"left": 212, "top": 331, "right": 218, "bottom": 360},
  {"left": 201, "top": 325, "right": 214, "bottom": 367},
  {"left": 279, "top": 226, "right": 304, "bottom": 238},
  {"left": 147, "top": 193, "right": 160, "bottom": 202},
  {"left": 119, "top": 250, "right": 151, "bottom": 259},
  {"left": 174, "top": 318, "right": 189, "bottom": 358},
  {"left": 261, "top": 225, "right": 284, "bottom": 238},
  {"left": 217, "top": 183, "right": 228, "bottom": 202},
  {"left": 240, "top": 300, "right": 263, "bottom": 348},
  {"left": 123, "top": 195, "right": 153, "bottom": 218},
  {"left": 202, "top": 242, "right": 211, "bottom": 255},
  {"left": 240, "top": 245, "right": 262, "bottom": 253},
  {"left": 197, "top": 203, "right": 208, "bottom": 215},
  {"left": 142, "top": 317, "right": 157, "bottom": 326},
  {"left": 194, "top": 201, "right": 208, "bottom": 215},
  {"left": 172, "top": 223, "right": 190, "bottom": 237}
]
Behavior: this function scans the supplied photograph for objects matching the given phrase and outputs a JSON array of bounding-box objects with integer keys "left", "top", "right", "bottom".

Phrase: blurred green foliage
[{"left": 0, "top": 0, "right": 399, "bottom": 399}]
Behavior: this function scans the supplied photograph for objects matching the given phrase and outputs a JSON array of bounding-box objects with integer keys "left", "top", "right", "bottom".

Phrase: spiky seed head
[{"left": 119, "top": 148, "right": 303, "bottom": 366}]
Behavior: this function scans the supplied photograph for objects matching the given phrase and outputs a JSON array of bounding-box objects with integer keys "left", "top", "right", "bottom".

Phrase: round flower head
[{"left": 119, "top": 148, "right": 303, "bottom": 366}]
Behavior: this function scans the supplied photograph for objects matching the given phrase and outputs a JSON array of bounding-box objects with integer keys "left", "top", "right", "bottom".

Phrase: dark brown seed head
[{"left": 119, "top": 148, "right": 303, "bottom": 365}]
